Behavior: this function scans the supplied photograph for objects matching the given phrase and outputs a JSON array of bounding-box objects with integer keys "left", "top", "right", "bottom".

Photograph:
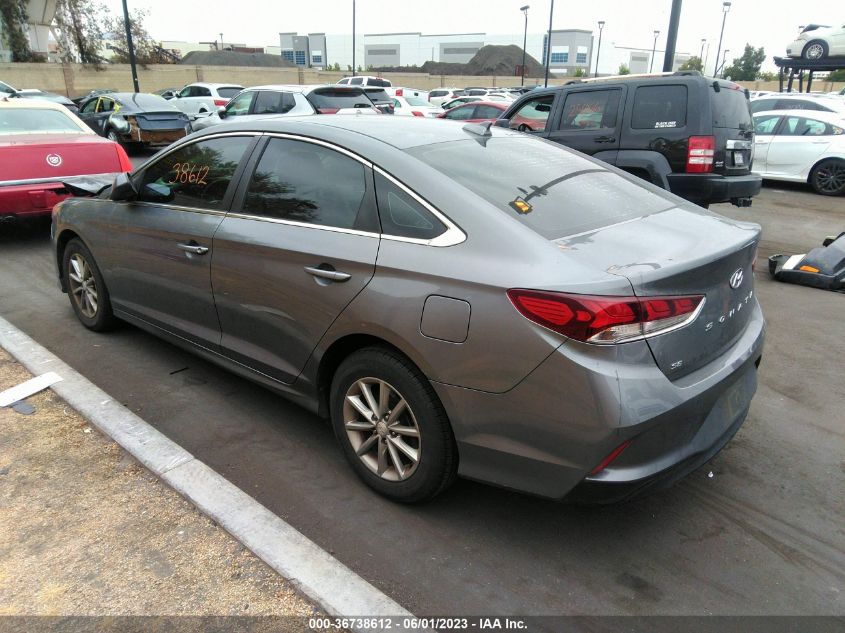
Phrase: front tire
[
  {"left": 330, "top": 347, "right": 457, "bottom": 502},
  {"left": 63, "top": 238, "right": 116, "bottom": 331},
  {"left": 810, "top": 159, "right": 845, "bottom": 196},
  {"left": 802, "top": 40, "right": 828, "bottom": 60}
]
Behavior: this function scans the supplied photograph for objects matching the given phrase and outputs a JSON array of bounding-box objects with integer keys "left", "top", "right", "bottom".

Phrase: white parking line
[{"left": 0, "top": 315, "right": 415, "bottom": 631}]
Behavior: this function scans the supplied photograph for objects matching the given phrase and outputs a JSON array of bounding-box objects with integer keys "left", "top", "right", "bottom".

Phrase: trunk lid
[
  {"left": 554, "top": 207, "right": 760, "bottom": 379},
  {"left": 0, "top": 134, "right": 123, "bottom": 182},
  {"left": 133, "top": 112, "right": 189, "bottom": 131},
  {"left": 710, "top": 82, "right": 755, "bottom": 175}
]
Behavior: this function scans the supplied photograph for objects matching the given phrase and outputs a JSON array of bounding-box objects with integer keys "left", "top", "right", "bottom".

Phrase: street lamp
[
  {"left": 721, "top": 49, "right": 730, "bottom": 78},
  {"left": 714, "top": 1, "right": 731, "bottom": 76},
  {"left": 594, "top": 20, "right": 605, "bottom": 78},
  {"left": 520, "top": 5, "right": 529, "bottom": 86},
  {"left": 352, "top": 0, "right": 356, "bottom": 76},
  {"left": 699, "top": 38, "right": 706, "bottom": 67},
  {"left": 544, "top": 0, "right": 555, "bottom": 87},
  {"left": 649, "top": 30, "right": 659, "bottom": 73}
]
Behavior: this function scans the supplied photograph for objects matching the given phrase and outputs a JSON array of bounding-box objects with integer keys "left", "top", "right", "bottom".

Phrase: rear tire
[
  {"left": 330, "top": 347, "right": 457, "bottom": 502},
  {"left": 63, "top": 238, "right": 116, "bottom": 332},
  {"left": 810, "top": 159, "right": 845, "bottom": 196},
  {"left": 802, "top": 40, "right": 828, "bottom": 60}
]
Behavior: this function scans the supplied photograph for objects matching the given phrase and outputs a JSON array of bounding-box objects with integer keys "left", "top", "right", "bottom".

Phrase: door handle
[
  {"left": 304, "top": 266, "right": 351, "bottom": 282},
  {"left": 594, "top": 136, "right": 616, "bottom": 143},
  {"left": 177, "top": 242, "right": 209, "bottom": 255}
]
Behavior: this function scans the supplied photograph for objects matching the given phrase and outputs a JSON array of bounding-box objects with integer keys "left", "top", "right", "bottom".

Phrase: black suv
[{"left": 497, "top": 72, "right": 761, "bottom": 207}]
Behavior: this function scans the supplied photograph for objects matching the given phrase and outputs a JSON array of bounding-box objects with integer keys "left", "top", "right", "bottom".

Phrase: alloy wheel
[
  {"left": 815, "top": 162, "right": 845, "bottom": 194},
  {"left": 68, "top": 253, "right": 99, "bottom": 318},
  {"left": 343, "top": 378, "right": 421, "bottom": 482},
  {"left": 805, "top": 43, "right": 825, "bottom": 59}
]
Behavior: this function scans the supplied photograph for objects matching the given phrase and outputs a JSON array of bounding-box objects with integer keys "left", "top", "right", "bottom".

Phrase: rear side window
[
  {"left": 780, "top": 116, "right": 843, "bottom": 136},
  {"left": 559, "top": 89, "right": 621, "bottom": 130},
  {"left": 631, "top": 85, "right": 687, "bottom": 129},
  {"left": 217, "top": 87, "right": 242, "bottom": 99},
  {"left": 776, "top": 99, "right": 824, "bottom": 111},
  {"left": 349, "top": 77, "right": 363, "bottom": 85},
  {"left": 753, "top": 115, "right": 781, "bottom": 135},
  {"left": 137, "top": 136, "right": 252, "bottom": 210},
  {"left": 243, "top": 138, "right": 368, "bottom": 230},
  {"left": 408, "top": 136, "right": 675, "bottom": 239},
  {"left": 195, "top": 87, "right": 212, "bottom": 97},
  {"left": 253, "top": 91, "right": 296, "bottom": 114},
  {"left": 374, "top": 173, "right": 445, "bottom": 240}
]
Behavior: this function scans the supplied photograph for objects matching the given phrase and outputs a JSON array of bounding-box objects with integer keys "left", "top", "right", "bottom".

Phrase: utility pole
[
  {"left": 594, "top": 20, "right": 604, "bottom": 77},
  {"left": 352, "top": 0, "right": 356, "bottom": 75},
  {"left": 662, "top": 0, "right": 682, "bottom": 72},
  {"left": 121, "top": 0, "right": 139, "bottom": 92},
  {"left": 544, "top": 0, "right": 554, "bottom": 87},
  {"left": 650, "top": 30, "right": 659, "bottom": 73},
  {"left": 520, "top": 5, "right": 529, "bottom": 86}
]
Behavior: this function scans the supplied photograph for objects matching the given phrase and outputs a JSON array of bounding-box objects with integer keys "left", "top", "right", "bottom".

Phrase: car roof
[
  {"left": 200, "top": 113, "right": 522, "bottom": 150},
  {"left": 753, "top": 109, "right": 845, "bottom": 123},
  {"left": 0, "top": 96, "right": 70, "bottom": 111}
]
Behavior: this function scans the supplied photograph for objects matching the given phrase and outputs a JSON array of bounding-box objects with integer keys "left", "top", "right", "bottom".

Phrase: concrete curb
[{"left": 0, "top": 315, "right": 414, "bottom": 631}]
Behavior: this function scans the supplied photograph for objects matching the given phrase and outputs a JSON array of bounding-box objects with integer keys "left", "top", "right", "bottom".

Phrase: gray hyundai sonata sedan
[{"left": 52, "top": 116, "right": 765, "bottom": 503}]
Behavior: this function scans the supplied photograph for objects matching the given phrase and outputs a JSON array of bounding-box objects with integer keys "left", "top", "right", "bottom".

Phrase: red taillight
[
  {"left": 395, "top": 88, "right": 404, "bottom": 96},
  {"left": 506, "top": 289, "right": 704, "bottom": 344},
  {"left": 687, "top": 135, "right": 715, "bottom": 173},
  {"left": 317, "top": 107, "right": 339, "bottom": 114},
  {"left": 213, "top": 98, "right": 228, "bottom": 107},
  {"left": 411, "top": 110, "right": 424, "bottom": 117},
  {"left": 589, "top": 440, "right": 631, "bottom": 475},
  {"left": 115, "top": 144, "right": 133, "bottom": 172}
]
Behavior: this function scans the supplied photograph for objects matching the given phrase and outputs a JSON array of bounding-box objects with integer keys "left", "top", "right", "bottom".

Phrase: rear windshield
[
  {"left": 364, "top": 88, "right": 391, "bottom": 102},
  {"left": 116, "top": 93, "right": 174, "bottom": 111},
  {"left": 405, "top": 96, "right": 430, "bottom": 106},
  {"left": 308, "top": 89, "right": 372, "bottom": 110},
  {"left": 407, "top": 136, "right": 675, "bottom": 239},
  {"left": 367, "top": 78, "right": 391, "bottom": 87},
  {"left": 0, "top": 108, "right": 82, "bottom": 134},
  {"left": 217, "top": 86, "right": 243, "bottom": 99},
  {"left": 711, "top": 86, "right": 753, "bottom": 130}
]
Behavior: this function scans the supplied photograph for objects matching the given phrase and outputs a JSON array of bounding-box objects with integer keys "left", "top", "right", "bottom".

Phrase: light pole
[
  {"left": 594, "top": 20, "right": 604, "bottom": 77},
  {"left": 699, "top": 38, "right": 706, "bottom": 69},
  {"left": 544, "top": 0, "right": 554, "bottom": 87},
  {"left": 520, "top": 5, "right": 529, "bottom": 86},
  {"left": 714, "top": 1, "right": 731, "bottom": 76},
  {"left": 649, "top": 30, "right": 659, "bottom": 73},
  {"left": 219, "top": 33, "right": 223, "bottom": 51},
  {"left": 352, "top": 0, "right": 356, "bottom": 76},
  {"left": 120, "top": 0, "right": 139, "bottom": 92},
  {"left": 720, "top": 49, "right": 730, "bottom": 78}
]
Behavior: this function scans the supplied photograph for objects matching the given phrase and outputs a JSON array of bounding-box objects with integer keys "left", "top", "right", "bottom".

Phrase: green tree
[
  {"left": 722, "top": 44, "right": 766, "bottom": 80},
  {"left": 53, "top": 0, "right": 106, "bottom": 64},
  {"left": 573, "top": 68, "right": 586, "bottom": 77},
  {"left": 104, "top": 8, "right": 173, "bottom": 65},
  {"left": 679, "top": 56, "right": 703, "bottom": 71},
  {"left": 0, "top": 0, "right": 33, "bottom": 61},
  {"left": 617, "top": 63, "right": 630, "bottom": 75},
  {"left": 758, "top": 71, "right": 777, "bottom": 81},
  {"left": 828, "top": 69, "right": 845, "bottom": 82}
]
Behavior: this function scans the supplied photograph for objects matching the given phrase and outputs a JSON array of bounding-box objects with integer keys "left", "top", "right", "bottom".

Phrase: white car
[
  {"left": 191, "top": 85, "right": 315, "bottom": 131},
  {"left": 786, "top": 24, "right": 845, "bottom": 60},
  {"left": 171, "top": 82, "right": 244, "bottom": 117},
  {"left": 751, "top": 93, "right": 845, "bottom": 116},
  {"left": 428, "top": 88, "right": 464, "bottom": 107},
  {"left": 390, "top": 94, "right": 439, "bottom": 117},
  {"left": 752, "top": 109, "right": 845, "bottom": 195}
]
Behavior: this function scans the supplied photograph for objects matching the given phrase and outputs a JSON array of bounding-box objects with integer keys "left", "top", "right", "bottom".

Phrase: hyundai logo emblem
[
  {"left": 729, "top": 268, "right": 744, "bottom": 289},
  {"left": 46, "top": 153, "right": 62, "bottom": 167}
]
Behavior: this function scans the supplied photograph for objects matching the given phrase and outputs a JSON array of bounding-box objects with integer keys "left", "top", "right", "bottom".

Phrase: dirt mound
[{"left": 179, "top": 50, "right": 295, "bottom": 68}]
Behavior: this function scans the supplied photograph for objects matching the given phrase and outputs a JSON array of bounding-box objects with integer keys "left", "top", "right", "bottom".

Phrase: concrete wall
[{"left": 2, "top": 63, "right": 843, "bottom": 97}]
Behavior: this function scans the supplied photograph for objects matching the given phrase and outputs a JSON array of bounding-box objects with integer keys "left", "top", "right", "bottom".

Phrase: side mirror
[
  {"left": 110, "top": 172, "right": 137, "bottom": 201},
  {"left": 493, "top": 119, "right": 510, "bottom": 128},
  {"left": 217, "top": 106, "right": 227, "bottom": 118}
]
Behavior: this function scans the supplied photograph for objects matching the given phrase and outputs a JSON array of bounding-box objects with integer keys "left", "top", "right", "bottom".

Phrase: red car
[
  {"left": 1, "top": 97, "right": 132, "bottom": 219},
  {"left": 436, "top": 101, "right": 508, "bottom": 123}
]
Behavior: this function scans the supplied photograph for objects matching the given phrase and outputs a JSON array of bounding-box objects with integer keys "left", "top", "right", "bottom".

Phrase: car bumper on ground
[
  {"left": 0, "top": 182, "right": 70, "bottom": 218},
  {"left": 432, "top": 300, "right": 765, "bottom": 501},
  {"left": 667, "top": 172, "right": 762, "bottom": 206}
]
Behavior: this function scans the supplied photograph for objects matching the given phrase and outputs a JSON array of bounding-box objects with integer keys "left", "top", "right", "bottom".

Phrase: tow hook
[{"left": 732, "top": 197, "right": 753, "bottom": 208}]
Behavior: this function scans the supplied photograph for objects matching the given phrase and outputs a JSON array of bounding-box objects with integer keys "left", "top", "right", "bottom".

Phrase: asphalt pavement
[{"left": 0, "top": 184, "right": 843, "bottom": 620}]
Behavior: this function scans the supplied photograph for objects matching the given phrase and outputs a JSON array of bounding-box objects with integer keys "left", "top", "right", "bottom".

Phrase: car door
[
  {"left": 211, "top": 136, "right": 380, "bottom": 384},
  {"left": 77, "top": 97, "right": 100, "bottom": 133},
  {"left": 547, "top": 87, "right": 624, "bottom": 158},
  {"left": 751, "top": 114, "right": 782, "bottom": 174},
  {"left": 764, "top": 115, "right": 837, "bottom": 177},
  {"left": 108, "top": 134, "right": 258, "bottom": 348}
]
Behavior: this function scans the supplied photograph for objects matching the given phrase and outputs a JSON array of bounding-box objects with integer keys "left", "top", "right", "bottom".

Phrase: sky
[{"left": 101, "top": 0, "right": 835, "bottom": 73}]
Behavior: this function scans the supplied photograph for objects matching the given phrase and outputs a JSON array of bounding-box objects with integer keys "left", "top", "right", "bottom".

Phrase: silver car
[{"left": 52, "top": 117, "right": 765, "bottom": 503}]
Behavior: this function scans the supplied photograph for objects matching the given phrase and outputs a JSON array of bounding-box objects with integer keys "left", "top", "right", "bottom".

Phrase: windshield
[
  {"left": 217, "top": 86, "right": 242, "bottom": 99},
  {"left": 308, "top": 89, "right": 372, "bottom": 110},
  {"left": 0, "top": 108, "right": 84, "bottom": 134},
  {"left": 407, "top": 136, "right": 676, "bottom": 239},
  {"left": 405, "top": 96, "right": 430, "bottom": 106}
]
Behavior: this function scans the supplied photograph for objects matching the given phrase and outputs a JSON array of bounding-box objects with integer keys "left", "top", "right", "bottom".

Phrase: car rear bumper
[
  {"left": 431, "top": 300, "right": 765, "bottom": 501},
  {"left": 120, "top": 123, "right": 188, "bottom": 145},
  {"left": 0, "top": 182, "right": 69, "bottom": 218},
  {"left": 666, "top": 172, "right": 762, "bottom": 206}
]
